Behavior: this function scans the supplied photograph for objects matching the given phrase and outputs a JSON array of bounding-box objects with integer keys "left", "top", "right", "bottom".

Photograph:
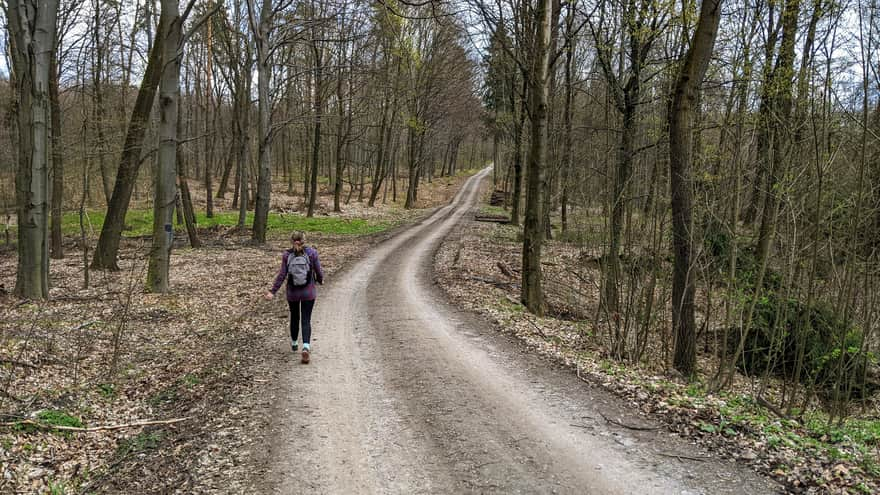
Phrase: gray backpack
[{"left": 287, "top": 249, "right": 311, "bottom": 287}]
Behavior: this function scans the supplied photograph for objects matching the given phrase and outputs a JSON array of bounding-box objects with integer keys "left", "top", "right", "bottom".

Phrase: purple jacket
[{"left": 270, "top": 246, "right": 324, "bottom": 302}]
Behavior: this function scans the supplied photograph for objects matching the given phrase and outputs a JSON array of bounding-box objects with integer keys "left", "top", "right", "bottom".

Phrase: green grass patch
[
  {"left": 708, "top": 393, "right": 880, "bottom": 476},
  {"left": 115, "top": 431, "right": 164, "bottom": 458},
  {"left": 60, "top": 209, "right": 392, "bottom": 237},
  {"left": 148, "top": 385, "right": 179, "bottom": 407},
  {"left": 182, "top": 373, "right": 201, "bottom": 387},
  {"left": 36, "top": 410, "right": 83, "bottom": 429},
  {"left": 12, "top": 410, "right": 84, "bottom": 436},
  {"left": 497, "top": 296, "right": 524, "bottom": 312},
  {"left": 97, "top": 383, "right": 116, "bottom": 399},
  {"left": 478, "top": 205, "right": 509, "bottom": 217}
]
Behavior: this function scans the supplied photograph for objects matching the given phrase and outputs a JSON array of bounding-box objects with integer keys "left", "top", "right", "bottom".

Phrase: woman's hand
[{"left": 263, "top": 291, "right": 274, "bottom": 300}]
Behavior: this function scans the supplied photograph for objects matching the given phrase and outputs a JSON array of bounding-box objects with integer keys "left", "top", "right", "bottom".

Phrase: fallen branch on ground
[
  {"left": 654, "top": 451, "right": 712, "bottom": 462},
  {"left": 756, "top": 395, "right": 789, "bottom": 420},
  {"left": 474, "top": 214, "right": 509, "bottom": 224},
  {"left": 523, "top": 315, "right": 549, "bottom": 340},
  {"left": 464, "top": 275, "right": 517, "bottom": 288},
  {"left": 1, "top": 417, "right": 192, "bottom": 432},
  {"left": 598, "top": 411, "right": 659, "bottom": 431},
  {"left": 497, "top": 261, "right": 515, "bottom": 277}
]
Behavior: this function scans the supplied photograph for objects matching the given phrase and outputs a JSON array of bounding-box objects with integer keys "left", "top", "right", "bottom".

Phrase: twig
[
  {"left": 756, "top": 395, "right": 789, "bottom": 420},
  {"left": 0, "top": 359, "right": 38, "bottom": 370},
  {"left": 464, "top": 275, "right": 517, "bottom": 288},
  {"left": 570, "top": 423, "right": 594, "bottom": 429},
  {"left": 72, "top": 320, "right": 98, "bottom": 331},
  {"left": 598, "top": 411, "right": 659, "bottom": 431},
  {"left": 497, "top": 261, "right": 515, "bottom": 278},
  {"left": 1, "top": 417, "right": 192, "bottom": 432},
  {"left": 522, "top": 315, "right": 549, "bottom": 339},
  {"left": 654, "top": 451, "right": 712, "bottom": 462}
]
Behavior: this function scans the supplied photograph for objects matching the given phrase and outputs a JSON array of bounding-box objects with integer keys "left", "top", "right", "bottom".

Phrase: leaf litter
[
  {"left": 433, "top": 181, "right": 880, "bottom": 495},
  {"left": 0, "top": 173, "right": 473, "bottom": 494}
]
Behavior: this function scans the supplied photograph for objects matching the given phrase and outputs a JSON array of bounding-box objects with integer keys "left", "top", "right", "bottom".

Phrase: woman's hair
[{"left": 291, "top": 231, "right": 306, "bottom": 254}]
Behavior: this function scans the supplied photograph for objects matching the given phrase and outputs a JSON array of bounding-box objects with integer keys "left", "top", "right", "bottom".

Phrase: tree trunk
[
  {"left": 93, "top": 3, "right": 112, "bottom": 204},
  {"left": 742, "top": 4, "right": 781, "bottom": 225},
  {"left": 217, "top": 137, "right": 235, "bottom": 199},
  {"left": 204, "top": 18, "right": 215, "bottom": 217},
  {"left": 521, "top": 0, "right": 552, "bottom": 315},
  {"left": 369, "top": 58, "right": 398, "bottom": 207},
  {"left": 405, "top": 124, "right": 419, "bottom": 209},
  {"left": 147, "top": 0, "right": 182, "bottom": 293},
  {"left": 10, "top": 0, "right": 59, "bottom": 299},
  {"left": 177, "top": 111, "right": 200, "bottom": 249},
  {"left": 510, "top": 79, "right": 526, "bottom": 226},
  {"left": 754, "top": 0, "right": 801, "bottom": 289},
  {"left": 669, "top": 0, "right": 723, "bottom": 377},
  {"left": 560, "top": 3, "right": 576, "bottom": 235},
  {"left": 92, "top": 11, "right": 166, "bottom": 270},
  {"left": 603, "top": 93, "right": 637, "bottom": 318},
  {"left": 251, "top": 0, "right": 273, "bottom": 243},
  {"left": 333, "top": 14, "right": 347, "bottom": 213},
  {"left": 307, "top": 43, "right": 323, "bottom": 218},
  {"left": 235, "top": 73, "right": 251, "bottom": 228},
  {"left": 49, "top": 43, "right": 64, "bottom": 259},
  {"left": 541, "top": 0, "right": 562, "bottom": 240}
]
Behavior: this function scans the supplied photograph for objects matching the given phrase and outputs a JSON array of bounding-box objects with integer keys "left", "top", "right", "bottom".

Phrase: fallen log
[{"left": 474, "top": 214, "right": 510, "bottom": 224}]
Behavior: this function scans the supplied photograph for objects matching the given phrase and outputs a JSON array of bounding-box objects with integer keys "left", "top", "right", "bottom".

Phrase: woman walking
[{"left": 265, "top": 231, "right": 324, "bottom": 364}]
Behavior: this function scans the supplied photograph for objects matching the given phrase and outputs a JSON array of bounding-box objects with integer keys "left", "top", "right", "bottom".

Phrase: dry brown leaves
[
  {"left": 0, "top": 177, "right": 469, "bottom": 494},
  {"left": 432, "top": 182, "right": 879, "bottom": 495}
]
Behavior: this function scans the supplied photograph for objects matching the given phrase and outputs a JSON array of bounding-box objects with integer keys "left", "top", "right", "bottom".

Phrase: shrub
[{"left": 731, "top": 294, "right": 878, "bottom": 400}]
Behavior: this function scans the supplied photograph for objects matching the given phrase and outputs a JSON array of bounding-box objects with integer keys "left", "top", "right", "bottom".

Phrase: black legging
[{"left": 288, "top": 299, "right": 316, "bottom": 345}]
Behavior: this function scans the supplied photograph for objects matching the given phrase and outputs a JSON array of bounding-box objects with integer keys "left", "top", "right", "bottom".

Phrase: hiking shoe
[
  {"left": 301, "top": 349, "right": 310, "bottom": 364},
  {"left": 291, "top": 342, "right": 298, "bottom": 352}
]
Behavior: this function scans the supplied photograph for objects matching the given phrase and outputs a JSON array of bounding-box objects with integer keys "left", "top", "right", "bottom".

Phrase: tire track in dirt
[{"left": 260, "top": 167, "right": 779, "bottom": 494}]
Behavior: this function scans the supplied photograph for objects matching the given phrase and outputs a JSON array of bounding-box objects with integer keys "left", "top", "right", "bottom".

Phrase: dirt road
[{"left": 260, "top": 168, "right": 778, "bottom": 494}]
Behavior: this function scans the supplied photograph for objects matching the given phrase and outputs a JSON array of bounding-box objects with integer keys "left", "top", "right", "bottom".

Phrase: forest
[{"left": 1, "top": 0, "right": 880, "bottom": 492}]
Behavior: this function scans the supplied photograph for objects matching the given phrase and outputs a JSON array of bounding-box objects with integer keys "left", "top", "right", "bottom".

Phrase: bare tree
[
  {"left": 521, "top": 0, "right": 553, "bottom": 314},
  {"left": 146, "top": 0, "right": 186, "bottom": 293},
  {"left": 9, "top": 0, "right": 60, "bottom": 299},
  {"left": 668, "top": 0, "right": 723, "bottom": 376}
]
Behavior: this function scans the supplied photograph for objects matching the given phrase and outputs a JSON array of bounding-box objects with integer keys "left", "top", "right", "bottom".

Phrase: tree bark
[
  {"left": 521, "top": 0, "right": 553, "bottom": 315},
  {"left": 510, "top": 79, "right": 526, "bottom": 226},
  {"left": 333, "top": 12, "right": 347, "bottom": 213},
  {"left": 49, "top": 41, "right": 64, "bottom": 259},
  {"left": 204, "top": 15, "right": 215, "bottom": 217},
  {"left": 147, "top": 0, "right": 182, "bottom": 293},
  {"left": 669, "top": 0, "right": 723, "bottom": 377},
  {"left": 10, "top": 0, "right": 60, "bottom": 299},
  {"left": 307, "top": 42, "right": 323, "bottom": 218},
  {"left": 93, "top": 2, "right": 111, "bottom": 204},
  {"left": 250, "top": 0, "right": 273, "bottom": 242},
  {"left": 560, "top": 2, "right": 576, "bottom": 234},
  {"left": 177, "top": 109, "right": 200, "bottom": 249}
]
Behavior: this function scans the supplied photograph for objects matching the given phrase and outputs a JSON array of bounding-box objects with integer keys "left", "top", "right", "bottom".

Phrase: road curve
[{"left": 260, "top": 167, "right": 778, "bottom": 494}]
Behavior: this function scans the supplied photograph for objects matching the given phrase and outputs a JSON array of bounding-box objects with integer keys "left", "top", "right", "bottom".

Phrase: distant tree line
[{"left": 1, "top": 0, "right": 486, "bottom": 293}]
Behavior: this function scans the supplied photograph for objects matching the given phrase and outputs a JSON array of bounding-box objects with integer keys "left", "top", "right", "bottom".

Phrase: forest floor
[
  {"left": 0, "top": 168, "right": 876, "bottom": 494},
  {"left": 0, "top": 172, "right": 473, "bottom": 494},
  {"left": 433, "top": 180, "right": 880, "bottom": 494}
]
